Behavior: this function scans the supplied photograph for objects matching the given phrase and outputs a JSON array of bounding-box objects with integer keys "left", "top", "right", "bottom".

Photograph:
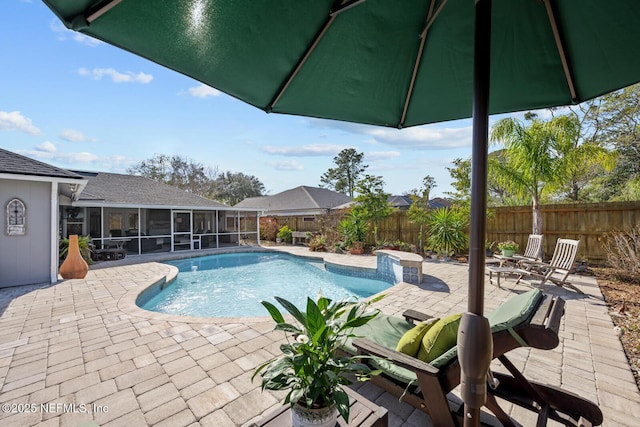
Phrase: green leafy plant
[
  {"left": 337, "top": 210, "right": 368, "bottom": 248},
  {"left": 59, "top": 235, "right": 94, "bottom": 265},
  {"left": 426, "top": 207, "right": 468, "bottom": 257},
  {"left": 497, "top": 240, "right": 519, "bottom": 251},
  {"left": 277, "top": 225, "right": 293, "bottom": 243},
  {"left": 308, "top": 234, "right": 327, "bottom": 252},
  {"left": 253, "top": 295, "right": 383, "bottom": 423}
]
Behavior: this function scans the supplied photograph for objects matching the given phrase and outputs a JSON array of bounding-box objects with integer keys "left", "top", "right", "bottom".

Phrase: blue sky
[{"left": 0, "top": 1, "right": 527, "bottom": 198}]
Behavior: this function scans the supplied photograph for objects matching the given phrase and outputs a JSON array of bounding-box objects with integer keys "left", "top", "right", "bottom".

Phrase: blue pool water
[{"left": 141, "top": 252, "right": 391, "bottom": 318}]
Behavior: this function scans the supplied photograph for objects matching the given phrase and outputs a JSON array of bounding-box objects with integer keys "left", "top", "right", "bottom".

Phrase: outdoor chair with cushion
[
  {"left": 516, "top": 238, "right": 582, "bottom": 294},
  {"left": 343, "top": 289, "right": 602, "bottom": 427}
]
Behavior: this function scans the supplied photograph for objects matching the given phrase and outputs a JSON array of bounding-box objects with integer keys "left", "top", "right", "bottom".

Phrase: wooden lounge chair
[
  {"left": 344, "top": 289, "right": 602, "bottom": 427},
  {"left": 512, "top": 234, "right": 544, "bottom": 265},
  {"left": 516, "top": 238, "right": 581, "bottom": 294}
]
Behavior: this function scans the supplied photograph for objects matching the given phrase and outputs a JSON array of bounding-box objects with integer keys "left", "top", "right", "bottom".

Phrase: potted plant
[
  {"left": 253, "top": 295, "right": 382, "bottom": 427},
  {"left": 497, "top": 240, "right": 519, "bottom": 257},
  {"left": 485, "top": 240, "right": 496, "bottom": 257}
]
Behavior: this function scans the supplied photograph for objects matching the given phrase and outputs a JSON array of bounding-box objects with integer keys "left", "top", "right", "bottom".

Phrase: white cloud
[
  {"left": 59, "top": 128, "right": 96, "bottom": 143},
  {"left": 266, "top": 160, "right": 304, "bottom": 171},
  {"left": 306, "top": 118, "right": 473, "bottom": 150},
  {"left": 366, "top": 126, "right": 472, "bottom": 149},
  {"left": 49, "top": 19, "right": 102, "bottom": 47},
  {"left": 0, "top": 111, "right": 42, "bottom": 135},
  {"left": 78, "top": 67, "right": 153, "bottom": 84},
  {"left": 36, "top": 141, "right": 56, "bottom": 153},
  {"left": 187, "top": 84, "right": 220, "bottom": 98},
  {"left": 260, "top": 143, "right": 346, "bottom": 157},
  {"left": 18, "top": 149, "right": 99, "bottom": 164},
  {"left": 365, "top": 151, "right": 401, "bottom": 161}
]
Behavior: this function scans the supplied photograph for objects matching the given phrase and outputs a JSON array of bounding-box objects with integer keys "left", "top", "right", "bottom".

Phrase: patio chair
[
  {"left": 344, "top": 289, "right": 602, "bottom": 427},
  {"left": 512, "top": 234, "right": 544, "bottom": 265},
  {"left": 516, "top": 238, "right": 582, "bottom": 294}
]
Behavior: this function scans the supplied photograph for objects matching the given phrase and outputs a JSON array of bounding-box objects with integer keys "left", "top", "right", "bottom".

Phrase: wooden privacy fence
[
  {"left": 266, "top": 201, "right": 640, "bottom": 263},
  {"left": 486, "top": 201, "right": 640, "bottom": 263}
]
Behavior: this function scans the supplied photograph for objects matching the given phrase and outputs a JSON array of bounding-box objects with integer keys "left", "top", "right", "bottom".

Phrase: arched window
[{"left": 6, "top": 198, "right": 26, "bottom": 235}]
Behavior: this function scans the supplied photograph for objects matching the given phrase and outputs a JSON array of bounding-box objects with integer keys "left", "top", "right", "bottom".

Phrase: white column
[{"left": 50, "top": 182, "right": 59, "bottom": 283}]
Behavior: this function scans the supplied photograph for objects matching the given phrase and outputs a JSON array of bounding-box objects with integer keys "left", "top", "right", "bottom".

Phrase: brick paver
[{"left": 0, "top": 246, "right": 638, "bottom": 426}]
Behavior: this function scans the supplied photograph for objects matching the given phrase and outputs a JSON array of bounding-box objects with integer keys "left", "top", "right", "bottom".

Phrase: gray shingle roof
[
  {"left": 74, "top": 171, "right": 230, "bottom": 208},
  {"left": 0, "top": 148, "right": 84, "bottom": 180},
  {"left": 235, "top": 186, "right": 351, "bottom": 211}
]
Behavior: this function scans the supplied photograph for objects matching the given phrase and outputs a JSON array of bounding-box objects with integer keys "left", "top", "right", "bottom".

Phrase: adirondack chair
[
  {"left": 344, "top": 289, "right": 602, "bottom": 426},
  {"left": 516, "top": 238, "right": 582, "bottom": 294}
]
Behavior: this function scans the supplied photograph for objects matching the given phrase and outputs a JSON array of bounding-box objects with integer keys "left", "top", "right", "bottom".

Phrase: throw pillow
[
  {"left": 417, "top": 313, "right": 463, "bottom": 363},
  {"left": 395, "top": 318, "right": 439, "bottom": 356}
]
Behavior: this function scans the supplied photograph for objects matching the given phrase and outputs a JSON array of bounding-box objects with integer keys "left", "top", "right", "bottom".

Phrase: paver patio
[{"left": 0, "top": 245, "right": 639, "bottom": 426}]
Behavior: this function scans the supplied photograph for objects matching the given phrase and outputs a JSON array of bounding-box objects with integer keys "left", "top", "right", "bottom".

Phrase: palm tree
[{"left": 489, "top": 115, "right": 583, "bottom": 234}]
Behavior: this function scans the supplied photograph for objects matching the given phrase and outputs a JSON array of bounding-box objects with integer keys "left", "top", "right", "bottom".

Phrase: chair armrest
[
  {"left": 352, "top": 338, "right": 440, "bottom": 376},
  {"left": 402, "top": 309, "right": 433, "bottom": 323}
]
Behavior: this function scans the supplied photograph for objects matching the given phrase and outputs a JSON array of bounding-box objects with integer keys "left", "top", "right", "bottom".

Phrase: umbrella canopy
[
  {"left": 43, "top": 0, "right": 640, "bottom": 425},
  {"left": 44, "top": 0, "right": 640, "bottom": 128}
]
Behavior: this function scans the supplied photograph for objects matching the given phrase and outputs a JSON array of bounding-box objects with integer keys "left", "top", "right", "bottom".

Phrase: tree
[
  {"left": 490, "top": 115, "right": 584, "bottom": 234},
  {"left": 407, "top": 176, "right": 437, "bottom": 252},
  {"left": 320, "top": 148, "right": 368, "bottom": 197},
  {"left": 445, "top": 158, "right": 472, "bottom": 208},
  {"left": 212, "top": 171, "right": 266, "bottom": 205},
  {"left": 128, "top": 154, "right": 266, "bottom": 204},
  {"left": 353, "top": 175, "right": 391, "bottom": 244},
  {"left": 127, "top": 154, "right": 217, "bottom": 197}
]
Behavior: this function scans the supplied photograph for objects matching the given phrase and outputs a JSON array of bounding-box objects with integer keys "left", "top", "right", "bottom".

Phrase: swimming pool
[{"left": 139, "top": 252, "right": 391, "bottom": 318}]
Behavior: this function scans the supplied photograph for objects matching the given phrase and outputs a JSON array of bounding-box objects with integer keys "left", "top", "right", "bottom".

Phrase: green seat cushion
[
  {"left": 395, "top": 318, "right": 439, "bottom": 356},
  {"left": 417, "top": 313, "right": 463, "bottom": 363},
  {"left": 341, "top": 312, "right": 415, "bottom": 355},
  {"left": 487, "top": 289, "right": 542, "bottom": 332}
]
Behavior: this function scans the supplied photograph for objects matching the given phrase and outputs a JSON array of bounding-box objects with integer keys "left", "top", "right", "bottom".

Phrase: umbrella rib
[
  {"left": 85, "top": 0, "right": 122, "bottom": 23},
  {"left": 268, "top": 0, "right": 368, "bottom": 112},
  {"left": 267, "top": 16, "right": 336, "bottom": 112},
  {"left": 400, "top": 0, "right": 440, "bottom": 127},
  {"left": 543, "top": 0, "right": 577, "bottom": 101},
  {"left": 330, "top": 0, "right": 368, "bottom": 16}
]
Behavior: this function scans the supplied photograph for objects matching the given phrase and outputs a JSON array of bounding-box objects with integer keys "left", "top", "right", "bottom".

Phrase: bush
[
  {"left": 603, "top": 226, "right": 640, "bottom": 278},
  {"left": 427, "top": 207, "right": 468, "bottom": 256},
  {"left": 277, "top": 225, "right": 293, "bottom": 243},
  {"left": 260, "top": 217, "right": 279, "bottom": 241},
  {"left": 308, "top": 234, "right": 327, "bottom": 252}
]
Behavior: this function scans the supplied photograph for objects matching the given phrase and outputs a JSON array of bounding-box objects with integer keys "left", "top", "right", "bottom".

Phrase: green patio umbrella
[{"left": 43, "top": 0, "right": 640, "bottom": 425}]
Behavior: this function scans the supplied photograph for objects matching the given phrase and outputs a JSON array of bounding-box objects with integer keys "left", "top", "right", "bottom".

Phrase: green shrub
[
  {"left": 277, "top": 225, "right": 293, "bottom": 243},
  {"left": 427, "top": 208, "right": 468, "bottom": 257}
]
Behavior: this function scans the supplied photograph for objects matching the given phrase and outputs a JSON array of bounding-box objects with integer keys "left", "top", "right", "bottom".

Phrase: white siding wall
[{"left": 0, "top": 180, "right": 52, "bottom": 287}]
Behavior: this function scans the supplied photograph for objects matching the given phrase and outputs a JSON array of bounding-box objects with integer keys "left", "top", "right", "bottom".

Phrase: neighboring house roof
[
  {"left": 235, "top": 186, "right": 351, "bottom": 214},
  {"left": 388, "top": 195, "right": 413, "bottom": 209},
  {"left": 0, "top": 148, "right": 84, "bottom": 180},
  {"left": 429, "top": 197, "right": 453, "bottom": 209},
  {"left": 72, "top": 171, "right": 232, "bottom": 209}
]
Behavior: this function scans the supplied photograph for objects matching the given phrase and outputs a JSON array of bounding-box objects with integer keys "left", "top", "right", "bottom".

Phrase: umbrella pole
[{"left": 458, "top": 1, "right": 493, "bottom": 426}]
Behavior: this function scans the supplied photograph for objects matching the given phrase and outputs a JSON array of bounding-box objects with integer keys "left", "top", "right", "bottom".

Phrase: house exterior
[
  {"left": 0, "top": 148, "right": 259, "bottom": 287},
  {"left": 65, "top": 171, "right": 259, "bottom": 255},
  {"left": 235, "top": 185, "right": 351, "bottom": 217},
  {"left": 0, "top": 148, "right": 87, "bottom": 287}
]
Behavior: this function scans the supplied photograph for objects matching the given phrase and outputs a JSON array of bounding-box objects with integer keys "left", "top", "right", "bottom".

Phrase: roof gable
[
  {"left": 0, "top": 148, "right": 83, "bottom": 180},
  {"left": 75, "top": 171, "right": 230, "bottom": 208},
  {"left": 235, "top": 186, "right": 351, "bottom": 211}
]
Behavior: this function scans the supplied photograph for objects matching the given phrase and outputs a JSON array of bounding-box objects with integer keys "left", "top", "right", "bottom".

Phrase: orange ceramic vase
[{"left": 59, "top": 234, "right": 89, "bottom": 279}]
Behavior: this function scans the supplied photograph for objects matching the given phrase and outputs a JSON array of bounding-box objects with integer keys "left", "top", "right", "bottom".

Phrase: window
[
  {"left": 302, "top": 217, "right": 316, "bottom": 222},
  {"left": 6, "top": 198, "right": 26, "bottom": 235}
]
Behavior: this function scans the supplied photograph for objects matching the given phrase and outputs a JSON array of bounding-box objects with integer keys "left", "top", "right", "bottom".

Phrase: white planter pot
[{"left": 291, "top": 403, "right": 338, "bottom": 427}]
